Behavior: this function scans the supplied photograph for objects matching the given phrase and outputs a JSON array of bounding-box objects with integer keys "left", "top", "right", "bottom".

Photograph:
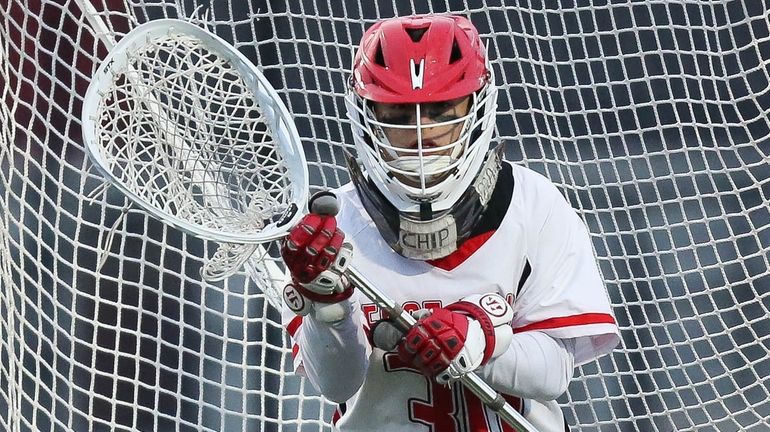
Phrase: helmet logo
[{"left": 410, "top": 58, "right": 425, "bottom": 89}]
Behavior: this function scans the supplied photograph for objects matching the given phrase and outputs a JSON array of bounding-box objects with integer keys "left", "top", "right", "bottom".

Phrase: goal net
[{"left": 1, "top": 1, "right": 768, "bottom": 431}]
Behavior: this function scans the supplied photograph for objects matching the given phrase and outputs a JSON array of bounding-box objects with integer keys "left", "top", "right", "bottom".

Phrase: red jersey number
[{"left": 383, "top": 353, "right": 521, "bottom": 432}]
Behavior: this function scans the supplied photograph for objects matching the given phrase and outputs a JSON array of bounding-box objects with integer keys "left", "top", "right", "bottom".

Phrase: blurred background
[{"left": 1, "top": 1, "right": 768, "bottom": 431}]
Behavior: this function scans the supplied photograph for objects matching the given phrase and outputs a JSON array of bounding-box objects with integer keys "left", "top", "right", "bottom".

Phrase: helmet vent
[
  {"left": 449, "top": 39, "right": 462, "bottom": 64},
  {"left": 405, "top": 26, "right": 429, "bottom": 42},
  {"left": 374, "top": 44, "right": 386, "bottom": 67}
]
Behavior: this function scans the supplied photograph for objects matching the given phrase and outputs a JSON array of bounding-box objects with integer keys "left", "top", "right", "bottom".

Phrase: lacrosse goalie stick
[{"left": 81, "top": 18, "right": 538, "bottom": 432}]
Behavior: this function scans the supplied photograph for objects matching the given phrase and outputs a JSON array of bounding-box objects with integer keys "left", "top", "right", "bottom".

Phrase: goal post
[{"left": 1, "top": 1, "right": 768, "bottom": 431}]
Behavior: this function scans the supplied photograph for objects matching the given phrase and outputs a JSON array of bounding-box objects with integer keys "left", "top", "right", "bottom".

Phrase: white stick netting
[
  {"left": 1, "top": 1, "right": 768, "bottom": 432},
  {"left": 87, "top": 30, "right": 295, "bottom": 239}
]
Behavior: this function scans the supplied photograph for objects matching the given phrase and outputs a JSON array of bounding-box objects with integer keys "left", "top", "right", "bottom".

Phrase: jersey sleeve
[
  {"left": 281, "top": 184, "right": 370, "bottom": 378},
  {"left": 511, "top": 179, "right": 620, "bottom": 366},
  {"left": 282, "top": 304, "right": 308, "bottom": 376},
  {"left": 281, "top": 293, "right": 372, "bottom": 403},
  {"left": 281, "top": 292, "right": 371, "bottom": 373}
]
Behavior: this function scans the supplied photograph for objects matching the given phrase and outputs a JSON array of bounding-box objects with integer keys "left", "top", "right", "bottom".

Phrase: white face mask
[{"left": 386, "top": 155, "right": 453, "bottom": 175}]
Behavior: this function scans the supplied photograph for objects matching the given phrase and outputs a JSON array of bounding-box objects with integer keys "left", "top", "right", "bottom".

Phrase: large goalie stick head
[{"left": 82, "top": 19, "right": 309, "bottom": 304}]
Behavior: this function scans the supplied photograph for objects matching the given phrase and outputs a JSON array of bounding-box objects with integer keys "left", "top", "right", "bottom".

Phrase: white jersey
[{"left": 283, "top": 162, "right": 619, "bottom": 431}]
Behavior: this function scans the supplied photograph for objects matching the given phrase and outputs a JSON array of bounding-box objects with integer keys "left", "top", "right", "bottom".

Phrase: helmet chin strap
[{"left": 388, "top": 155, "right": 453, "bottom": 173}]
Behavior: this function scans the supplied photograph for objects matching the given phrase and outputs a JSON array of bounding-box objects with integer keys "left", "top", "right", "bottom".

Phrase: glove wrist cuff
[
  {"left": 294, "top": 277, "right": 354, "bottom": 304},
  {"left": 446, "top": 301, "right": 496, "bottom": 364},
  {"left": 447, "top": 293, "right": 514, "bottom": 365}
]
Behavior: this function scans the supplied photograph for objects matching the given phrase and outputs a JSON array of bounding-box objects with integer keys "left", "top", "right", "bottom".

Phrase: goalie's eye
[
  {"left": 380, "top": 113, "right": 413, "bottom": 124},
  {"left": 423, "top": 101, "right": 462, "bottom": 120}
]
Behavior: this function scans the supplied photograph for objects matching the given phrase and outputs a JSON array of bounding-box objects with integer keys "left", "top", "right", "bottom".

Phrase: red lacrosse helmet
[
  {"left": 344, "top": 15, "right": 500, "bottom": 260},
  {"left": 351, "top": 15, "right": 489, "bottom": 103}
]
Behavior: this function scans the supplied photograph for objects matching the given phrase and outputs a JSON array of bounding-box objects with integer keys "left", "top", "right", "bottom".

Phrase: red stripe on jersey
[
  {"left": 333, "top": 403, "right": 347, "bottom": 425},
  {"left": 428, "top": 230, "right": 495, "bottom": 271},
  {"left": 291, "top": 344, "right": 299, "bottom": 359},
  {"left": 286, "top": 316, "right": 303, "bottom": 337},
  {"left": 515, "top": 313, "right": 616, "bottom": 332}
]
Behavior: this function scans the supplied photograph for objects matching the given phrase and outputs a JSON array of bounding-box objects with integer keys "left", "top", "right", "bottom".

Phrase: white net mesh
[{"left": 1, "top": 1, "right": 768, "bottom": 431}]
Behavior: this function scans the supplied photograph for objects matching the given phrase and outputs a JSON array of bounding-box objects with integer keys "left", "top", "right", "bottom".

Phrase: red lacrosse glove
[
  {"left": 282, "top": 213, "right": 345, "bottom": 283},
  {"left": 280, "top": 193, "right": 354, "bottom": 322},
  {"left": 372, "top": 294, "right": 514, "bottom": 383},
  {"left": 398, "top": 308, "right": 469, "bottom": 377}
]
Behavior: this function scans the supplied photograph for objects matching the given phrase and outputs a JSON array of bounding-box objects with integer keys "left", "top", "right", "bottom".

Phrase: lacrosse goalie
[{"left": 281, "top": 14, "right": 620, "bottom": 432}]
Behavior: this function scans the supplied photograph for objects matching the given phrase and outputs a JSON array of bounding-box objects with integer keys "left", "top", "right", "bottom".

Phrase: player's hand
[
  {"left": 282, "top": 211, "right": 350, "bottom": 290},
  {"left": 280, "top": 192, "right": 354, "bottom": 322},
  {"left": 371, "top": 293, "right": 514, "bottom": 383}
]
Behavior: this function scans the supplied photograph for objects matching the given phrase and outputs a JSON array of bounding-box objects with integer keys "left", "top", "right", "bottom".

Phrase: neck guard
[{"left": 346, "top": 145, "right": 503, "bottom": 260}]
